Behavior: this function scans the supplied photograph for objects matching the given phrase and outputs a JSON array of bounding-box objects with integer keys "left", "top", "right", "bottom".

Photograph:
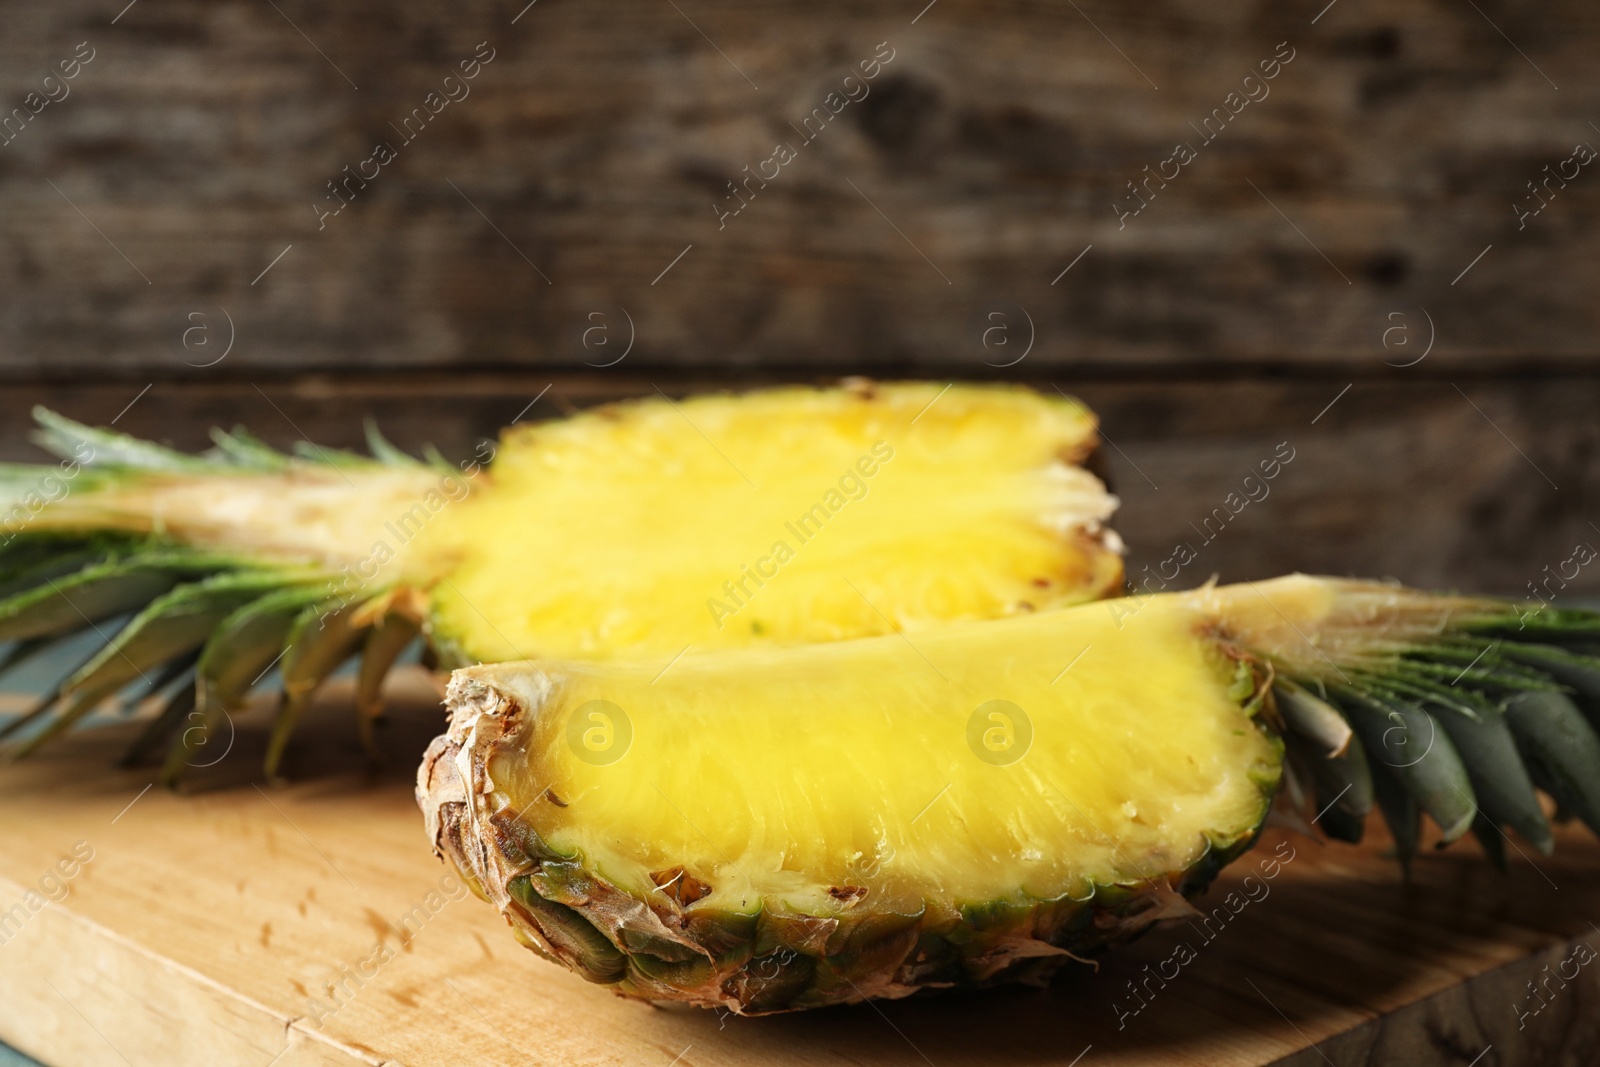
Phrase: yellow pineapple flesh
[
  {"left": 421, "top": 586, "right": 1290, "bottom": 1011},
  {"left": 1, "top": 382, "right": 1122, "bottom": 775},
  {"left": 424, "top": 382, "right": 1122, "bottom": 661},
  {"left": 421, "top": 575, "right": 1600, "bottom": 1012}
]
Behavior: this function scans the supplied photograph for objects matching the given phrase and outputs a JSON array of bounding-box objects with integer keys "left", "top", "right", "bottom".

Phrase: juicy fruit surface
[
  {"left": 426, "top": 574, "right": 1600, "bottom": 1012},
  {"left": 0, "top": 385, "right": 1119, "bottom": 778},
  {"left": 427, "top": 383, "right": 1121, "bottom": 662},
  {"left": 472, "top": 595, "right": 1279, "bottom": 930}
]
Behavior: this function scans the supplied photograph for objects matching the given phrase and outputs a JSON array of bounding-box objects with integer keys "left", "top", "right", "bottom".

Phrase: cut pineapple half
[
  {"left": 427, "top": 382, "right": 1121, "bottom": 660},
  {"left": 0, "top": 382, "right": 1121, "bottom": 778},
  {"left": 420, "top": 575, "right": 1600, "bottom": 1012},
  {"left": 423, "top": 599, "right": 1277, "bottom": 1011}
]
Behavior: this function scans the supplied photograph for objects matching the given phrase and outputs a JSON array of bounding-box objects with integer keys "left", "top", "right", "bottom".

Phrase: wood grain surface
[
  {"left": 0, "top": 678, "right": 1595, "bottom": 1067},
  {"left": 1, "top": 0, "right": 1597, "bottom": 376},
  {"left": 4, "top": 1, "right": 1600, "bottom": 1061}
]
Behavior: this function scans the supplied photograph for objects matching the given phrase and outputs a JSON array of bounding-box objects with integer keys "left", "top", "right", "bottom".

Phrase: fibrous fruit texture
[
  {"left": 0, "top": 383, "right": 1120, "bottom": 778},
  {"left": 419, "top": 575, "right": 1600, "bottom": 1012}
]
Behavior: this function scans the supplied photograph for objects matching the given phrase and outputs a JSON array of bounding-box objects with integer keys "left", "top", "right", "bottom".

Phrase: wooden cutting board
[{"left": 1, "top": 674, "right": 1597, "bottom": 1067}]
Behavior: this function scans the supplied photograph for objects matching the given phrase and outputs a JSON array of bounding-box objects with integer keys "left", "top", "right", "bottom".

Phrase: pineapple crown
[
  {"left": 1241, "top": 580, "right": 1600, "bottom": 871},
  {"left": 0, "top": 408, "right": 448, "bottom": 782}
]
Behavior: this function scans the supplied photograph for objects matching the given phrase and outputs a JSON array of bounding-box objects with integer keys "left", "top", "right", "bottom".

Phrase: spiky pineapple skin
[{"left": 417, "top": 673, "right": 1276, "bottom": 1014}]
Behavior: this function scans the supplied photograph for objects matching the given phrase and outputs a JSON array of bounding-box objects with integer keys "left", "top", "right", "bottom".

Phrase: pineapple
[
  {"left": 0, "top": 382, "right": 1123, "bottom": 779},
  {"left": 418, "top": 575, "right": 1600, "bottom": 1013}
]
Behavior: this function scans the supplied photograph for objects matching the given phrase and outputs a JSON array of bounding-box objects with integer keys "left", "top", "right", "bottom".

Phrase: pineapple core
[
  {"left": 477, "top": 596, "right": 1279, "bottom": 918},
  {"left": 428, "top": 383, "right": 1123, "bottom": 662}
]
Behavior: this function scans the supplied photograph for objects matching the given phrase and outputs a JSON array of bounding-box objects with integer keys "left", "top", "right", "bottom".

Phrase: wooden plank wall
[{"left": 1, "top": 0, "right": 1597, "bottom": 594}]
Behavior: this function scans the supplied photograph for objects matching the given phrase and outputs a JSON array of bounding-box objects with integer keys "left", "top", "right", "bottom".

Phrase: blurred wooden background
[{"left": 2, "top": 0, "right": 1598, "bottom": 595}]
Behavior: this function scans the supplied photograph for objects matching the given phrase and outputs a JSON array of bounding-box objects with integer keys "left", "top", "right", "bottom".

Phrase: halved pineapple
[
  {"left": 420, "top": 575, "right": 1600, "bottom": 1012},
  {"left": 0, "top": 382, "right": 1122, "bottom": 777},
  {"left": 427, "top": 382, "right": 1122, "bottom": 660}
]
